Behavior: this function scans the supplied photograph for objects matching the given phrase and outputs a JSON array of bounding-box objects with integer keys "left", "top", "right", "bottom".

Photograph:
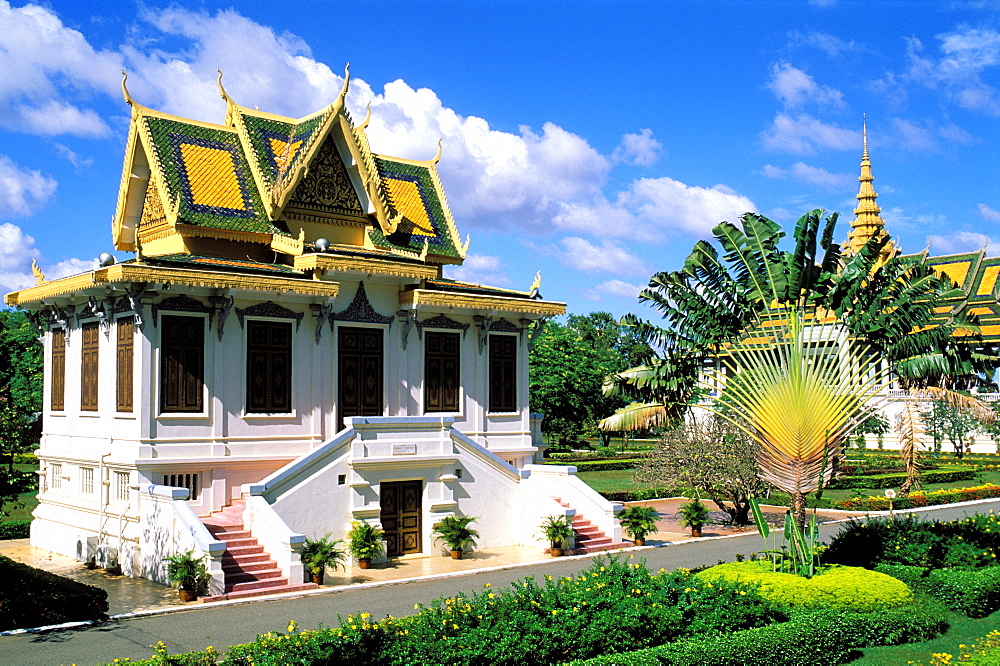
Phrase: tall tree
[
  {"left": 606, "top": 210, "right": 999, "bottom": 533},
  {"left": 529, "top": 312, "right": 651, "bottom": 445},
  {"left": 0, "top": 310, "right": 43, "bottom": 517}
]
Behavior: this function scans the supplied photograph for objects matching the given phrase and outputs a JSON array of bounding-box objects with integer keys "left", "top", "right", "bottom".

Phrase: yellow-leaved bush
[{"left": 695, "top": 560, "right": 912, "bottom": 612}]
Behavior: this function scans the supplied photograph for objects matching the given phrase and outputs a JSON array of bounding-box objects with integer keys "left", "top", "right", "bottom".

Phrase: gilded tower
[{"left": 845, "top": 119, "right": 894, "bottom": 259}]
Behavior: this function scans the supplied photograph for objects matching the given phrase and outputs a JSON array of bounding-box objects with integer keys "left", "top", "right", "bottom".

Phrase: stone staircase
[
  {"left": 199, "top": 498, "right": 316, "bottom": 602},
  {"left": 554, "top": 498, "right": 629, "bottom": 554}
]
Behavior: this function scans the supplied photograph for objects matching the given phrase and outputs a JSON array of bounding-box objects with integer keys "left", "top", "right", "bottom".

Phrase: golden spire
[{"left": 845, "top": 116, "right": 893, "bottom": 257}]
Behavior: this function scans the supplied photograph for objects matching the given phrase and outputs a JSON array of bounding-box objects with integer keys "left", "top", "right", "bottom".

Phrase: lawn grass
[
  {"left": 576, "top": 467, "right": 1000, "bottom": 505},
  {"left": 2, "top": 463, "right": 38, "bottom": 523},
  {"left": 849, "top": 607, "right": 1000, "bottom": 664}
]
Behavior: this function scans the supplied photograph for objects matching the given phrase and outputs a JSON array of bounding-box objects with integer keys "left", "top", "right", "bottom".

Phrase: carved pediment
[{"left": 285, "top": 134, "right": 365, "bottom": 221}]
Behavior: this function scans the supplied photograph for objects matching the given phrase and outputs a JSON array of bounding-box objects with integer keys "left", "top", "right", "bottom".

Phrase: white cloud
[
  {"left": 53, "top": 144, "right": 94, "bottom": 170},
  {"left": 892, "top": 118, "right": 937, "bottom": 151},
  {"left": 612, "top": 129, "right": 663, "bottom": 166},
  {"left": 0, "top": 1, "right": 120, "bottom": 137},
  {"left": 760, "top": 113, "right": 860, "bottom": 154},
  {"left": 618, "top": 177, "right": 757, "bottom": 237},
  {"left": 0, "top": 221, "right": 96, "bottom": 294},
  {"left": 903, "top": 27, "right": 1000, "bottom": 115},
  {"left": 789, "top": 31, "right": 862, "bottom": 58},
  {"left": 761, "top": 161, "right": 853, "bottom": 191},
  {"left": 581, "top": 279, "right": 648, "bottom": 302},
  {"left": 0, "top": 155, "right": 57, "bottom": 217},
  {"left": 768, "top": 63, "right": 844, "bottom": 108},
  {"left": 444, "top": 253, "right": 512, "bottom": 287},
  {"left": 979, "top": 204, "right": 1000, "bottom": 223},
  {"left": 552, "top": 237, "right": 650, "bottom": 277},
  {"left": 928, "top": 230, "right": 1000, "bottom": 256}
]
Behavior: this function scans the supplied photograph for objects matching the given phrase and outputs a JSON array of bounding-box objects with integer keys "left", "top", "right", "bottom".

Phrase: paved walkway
[
  {"left": 0, "top": 499, "right": 855, "bottom": 618},
  {"left": 0, "top": 500, "right": 993, "bottom": 666}
]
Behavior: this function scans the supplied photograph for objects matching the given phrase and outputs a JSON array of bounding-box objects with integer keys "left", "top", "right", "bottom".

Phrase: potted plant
[
  {"left": 618, "top": 505, "right": 661, "bottom": 546},
  {"left": 538, "top": 515, "right": 574, "bottom": 556},
  {"left": 347, "top": 521, "right": 385, "bottom": 569},
  {"left": 300, "top": 534, "right": 347, "bottom": 584},
  {"left": 432, "top": 515, "right": 479, "bottom": 559},
  {"left": 163, "top": 550, "right": 211, "bottom": 602},
  {"left": 678, "top": 497, "right": 711, "bottom": 537}
]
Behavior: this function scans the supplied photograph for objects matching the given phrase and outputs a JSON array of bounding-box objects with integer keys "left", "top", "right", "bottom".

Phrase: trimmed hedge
[
  {"left": 833, "top": 483, "right": 1000, "bottom": 511},
  {"left": 545, "top": 459, "right": 640, "bottom": 472},
  {"left": 696, "top": 561, "right": 912, "bottom": 611},
  {"left": 0, "top": 554, "right": 108, "bottom": 630},
  {"left": 599, "top": 488, "right": 676, "bottom": 502},
  {"left": 875, "top": 564, "right": 1000, "bottom": 618},
  {"left": 828, "top": 467, "right": 976, "bottom": 490},
  {"left": 570, "top": 601, "right": 948, "bottom": 665},
  {"left": 0, "top": 520, "right": 30, "bottom": 540}
]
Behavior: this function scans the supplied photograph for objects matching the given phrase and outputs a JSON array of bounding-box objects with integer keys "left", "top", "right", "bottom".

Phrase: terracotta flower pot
[
  {"left": 358, "top": 558, "right": 371, "bottom": 570},
  {"left": 178, "top": 589, "right": 198, "bottom": 603},
  {"left": 634, "top": 538, "right": 646, "bottom": 546},
  {"left": 311, "top": 571, "right": 324, "bottom": 585},
  {"left": 691, "top": 528, "right": 702, "bottom": 538},
  {"left": 550, "top": 547, "right": 564, "bottom": 557},
  {"left": 450, "top": 549, "right": 463, "bottom": 560}
]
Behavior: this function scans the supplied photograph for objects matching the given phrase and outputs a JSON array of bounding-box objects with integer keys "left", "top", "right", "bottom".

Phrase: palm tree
[{"left": 606, "top": 210, "right": 998, "bottom": 533}]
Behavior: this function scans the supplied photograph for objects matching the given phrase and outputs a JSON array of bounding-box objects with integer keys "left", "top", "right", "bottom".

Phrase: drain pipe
[{"left": 97, "top": 449, "right": 111, "bottom": 561}]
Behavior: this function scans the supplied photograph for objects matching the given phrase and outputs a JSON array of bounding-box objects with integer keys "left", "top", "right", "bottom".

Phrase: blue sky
[{"left": 2, "top": 1, "right": 1000, "bottom": 320}]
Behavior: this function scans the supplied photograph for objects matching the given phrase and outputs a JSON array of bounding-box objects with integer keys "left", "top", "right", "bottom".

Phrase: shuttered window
[
  {"left": 116, "top": 317, "right": 134, "bottom": 413},
  {"left": 489, "top": 334, "right": 517, "bottom": 413},
  {"left": 80, "top": 323, "right": 100, "bottom": 411},
  {"left": 246, "top": 321, "right": 292, "bottom": 413},
  {"left": 51, "top": 329, "right": 66, "bottom": 412},
  {"left": 160, "top": 315, "right": 204, "bottom": 413},
  {"left": 425, "top": 332, "right": 460, "bottom": 412}
]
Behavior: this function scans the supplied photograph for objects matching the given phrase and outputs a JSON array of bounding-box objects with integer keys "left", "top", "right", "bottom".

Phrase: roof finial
[
  {"left": 862, "top": 113, "right": 869, "bottom": 160},
  {"left": 121, "top": 70, "right": 134, "bottom": 106},
  {"left": 358, "top": 102, "right": 372, "bottom": 130},
  {"left": 337, "top": 63, "right": 351, "bottom": 104},
  {"left": 432, "top": 138, "right": 443, "bottom": 164},
  {"left": 217, "top": 69, "right": 231, "bottom": 102}
]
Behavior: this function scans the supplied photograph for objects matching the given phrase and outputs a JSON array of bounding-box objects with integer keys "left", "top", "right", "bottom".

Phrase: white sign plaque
[{"left": 392, "top": 443, "right": 417, "bottom": 455}]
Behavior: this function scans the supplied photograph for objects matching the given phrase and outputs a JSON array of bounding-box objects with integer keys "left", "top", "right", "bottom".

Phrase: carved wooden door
[
  {"left": 380, "top": 480, "right": 423, "bottom": 556},
  {"left": 337, "top": 326, "right": 383, "bottom": 429}
]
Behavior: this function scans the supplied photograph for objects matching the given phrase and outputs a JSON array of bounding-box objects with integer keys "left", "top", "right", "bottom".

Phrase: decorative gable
[{"left": 285, "top": 134, "right": 366, "bottom": 221}]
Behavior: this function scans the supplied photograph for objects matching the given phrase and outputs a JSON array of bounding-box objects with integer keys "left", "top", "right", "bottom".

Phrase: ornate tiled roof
[
  {"left": 369, "top": 157, "right": 464, "bottom": 260},
  {"left": 141, "top": 116, "right": 286, "bottom": 235},
  {"left": 240, "top": 112, "right": 326, "bottom": 189},
  {"left": 423, "top": 278, "right": 535, "bottom": 299},
  {"left": 145, "top": 254, "right": 302, "bottom": 276}
]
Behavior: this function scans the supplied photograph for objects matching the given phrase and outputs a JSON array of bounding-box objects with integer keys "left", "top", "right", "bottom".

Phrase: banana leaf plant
[{"left": 605, "top": 210, "right": 1000, "bottom": 541}]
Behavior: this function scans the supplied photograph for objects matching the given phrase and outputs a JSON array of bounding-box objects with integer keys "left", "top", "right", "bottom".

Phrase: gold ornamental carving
[{"left": 286, "top": 135, "right": 365, "bottom": 219}]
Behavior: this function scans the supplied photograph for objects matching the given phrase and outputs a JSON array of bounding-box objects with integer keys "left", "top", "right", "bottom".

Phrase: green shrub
[
  {"left": 571, "top": 601, "right": 948, "bottom": 665},
  {"left": 827, "top": 466, "right": 976, "bottom": 489},
  {"left": 696, "top": 560, "right": 912, "bottom": 611},
  {"left": 224, "top": 557, "right": 784, "bottom": 665},
  {"left": 834, "top": 483, "right": 1000, "bottom": 511},
  {"left": 824, "top": 513, "right": 1000, "bottom": 570},
  {"left": 876, "top": 564, "right": 1000, "bottom": 618},
  {"left": 0, "top": 554, "right": 108, "bottom": 630},
  {"left": 0, "top": 520, "right": 30, "bottom": 540},
  {"left": 545, "top": 459, "right": 640, "bottom": 472}
]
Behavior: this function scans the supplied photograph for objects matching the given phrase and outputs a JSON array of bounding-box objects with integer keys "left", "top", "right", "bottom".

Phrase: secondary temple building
[{"left": 4, "top": 69, "right": 624, "bottom": 599}]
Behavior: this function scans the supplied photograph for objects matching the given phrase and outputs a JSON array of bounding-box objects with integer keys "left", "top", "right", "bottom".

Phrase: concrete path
[{"left": 1, "top": 499, "right": 996, "bottom": 666}]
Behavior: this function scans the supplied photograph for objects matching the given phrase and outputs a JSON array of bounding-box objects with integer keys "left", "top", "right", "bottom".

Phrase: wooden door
[
  {"left": 337, "top": 327, "right": 383, "bottom": 429},
  {"left": 380, "top": 480, "right": 423, "bottom": 556}
]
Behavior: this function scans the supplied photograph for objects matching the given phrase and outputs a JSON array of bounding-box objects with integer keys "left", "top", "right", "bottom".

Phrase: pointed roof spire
[{"left": 845, "top": 115, "right": 893, "bottom": 257}]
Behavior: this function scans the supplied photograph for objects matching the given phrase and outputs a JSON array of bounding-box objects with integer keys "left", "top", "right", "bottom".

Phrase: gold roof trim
[
  {"left": 294, "top": 253, "right": 438, "bottom": 279},
  {"left": 5, "top": 264, "right": 340, "bottom": 307},
  {"left": 97, "top": 264, "right": 340, "bottom": 296},
  {"left": 399, "top": 289, "right": 566, "bottom": 316}
]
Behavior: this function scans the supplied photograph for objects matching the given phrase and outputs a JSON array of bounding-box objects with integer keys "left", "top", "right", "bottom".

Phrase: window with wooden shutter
[
  {"left": 489, "top": 334, "right": 517, "bottom": 413},
  {"left": 80, "top": 323, "right": 100, "bottom": 411},
  {"left": 425, "top": 331, "right": 460, "bottom": 412},
  {"left": 51, "top": 329, "right": 66, "bottom": 411},
  {"left": 116, "top": 317, "right": 134, "bottom": 412},
  {"left": 246, "top": 320, "right": 292, "bottom": 413},
  {"left": 160, "top": 315, "right": 204, "bottom": 413}
]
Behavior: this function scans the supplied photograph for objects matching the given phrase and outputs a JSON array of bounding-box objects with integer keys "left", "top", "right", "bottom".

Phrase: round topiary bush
[{"left": 695, "top": 560, "right": 912, "bottom": 612}]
